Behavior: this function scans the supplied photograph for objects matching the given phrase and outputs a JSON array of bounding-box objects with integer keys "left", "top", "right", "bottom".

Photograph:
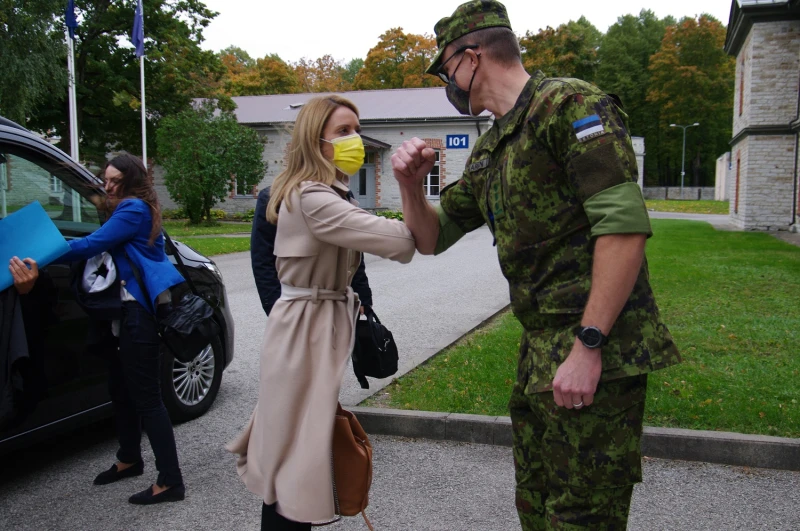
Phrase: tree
[
  {"left": 342, "top": 58, "right": 364, "bottom": 86},
  {"left": 223, "top": 53, "right": 301, "bottom": 96},
  {"left": 520, "top": 17, "right": 602, "bottom": 81},
  {"left": 595, "top": 10, "right": 674, "bottom": 184},
  {"left": 156, "top": 101, "right": 266, "bottom": 224},
  {"left": 25, "top": 0, "right": 225, "bottom": 165},
  {"left": 293, "top": 55, "right": 350, "bottom": 92},
  {"left": 354, "top": 28, "right": 439, "bottom": 89},
  {"left": 647, "top": 15, "right": 735, "bottom": 187},
  {"left": 0, "top": 0, "right": 67, "bottom": 124}
]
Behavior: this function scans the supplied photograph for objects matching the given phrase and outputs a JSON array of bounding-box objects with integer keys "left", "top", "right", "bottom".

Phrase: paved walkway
[
  {"left": 210, "top": 226, "right": 510, "bottom": 406},
  {"left": 2, "top": 432, "right": 797, "bottom": 530}
]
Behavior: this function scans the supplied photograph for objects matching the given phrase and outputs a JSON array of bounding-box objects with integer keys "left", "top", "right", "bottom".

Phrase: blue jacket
[
  {"left": 59, "top": 199, "right": 185, "bottom": 313},
  {"left": 251, "top": 186, "right": 372, "bottom": 316}
]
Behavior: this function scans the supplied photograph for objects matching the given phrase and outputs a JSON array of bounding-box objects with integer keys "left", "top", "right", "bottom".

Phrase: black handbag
[
  {"left": 351, "top": 307, "right": 398, "bottom": 389},
  {"left": 125, "top": 232, "right": 220, "bottom": 363},
  {"left": 71, "top": 252, "right": 123, "bottom": 321}
]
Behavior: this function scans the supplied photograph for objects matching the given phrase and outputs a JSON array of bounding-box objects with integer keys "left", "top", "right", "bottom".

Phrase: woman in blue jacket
[{"left": 60, "top": 154, "right": 186, "bottom": 505}]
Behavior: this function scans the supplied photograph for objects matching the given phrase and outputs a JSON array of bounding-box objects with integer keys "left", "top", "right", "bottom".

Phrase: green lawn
[
  {"left": 364, "top": 220, "right": 800, "bottom": 438},
  {"left": 646, "top": 200, "right": 729, "bottom": 215},
  {"left": 163, "top": 220, "right": 251, "bottom": 237},
  {"left": 181, "top": 237, "right": 251, "bottom": 256}
]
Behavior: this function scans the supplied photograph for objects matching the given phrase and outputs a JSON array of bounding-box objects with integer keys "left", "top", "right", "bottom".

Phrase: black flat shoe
[
  {"left": 128, "top": 483, "right": 186, "bottom": 505},
  {"left": 93, "top": 462, "right": 144, "bottom": 485}
]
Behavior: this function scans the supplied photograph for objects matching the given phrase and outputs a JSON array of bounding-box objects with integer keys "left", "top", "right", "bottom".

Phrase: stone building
[
  {"left": 158, "top": 87, "right": 645, "bottom": 215},
  {"left": 725, "top": 0, "right": 800, "bottom": 231},
  {"left": 156, "top": 88, "right": 492, "bottom": 214}
]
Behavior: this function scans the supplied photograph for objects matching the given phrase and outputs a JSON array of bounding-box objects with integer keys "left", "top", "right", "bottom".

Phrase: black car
[{"left": 0, "top": 117, "right": 235, "bottom": 454}]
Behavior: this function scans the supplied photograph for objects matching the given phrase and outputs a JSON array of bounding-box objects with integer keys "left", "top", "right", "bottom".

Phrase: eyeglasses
[{"left": 436, "top": 44, "right": 479, "bottom": 84}]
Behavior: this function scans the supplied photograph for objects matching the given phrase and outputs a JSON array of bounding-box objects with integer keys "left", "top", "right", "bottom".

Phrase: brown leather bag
[{"left": 332, "top": 403, "right": 374, "bottom": 530}]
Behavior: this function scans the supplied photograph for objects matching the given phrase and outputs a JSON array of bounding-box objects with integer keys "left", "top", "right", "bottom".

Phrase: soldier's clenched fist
[{"left": 391, "top": 138, "right": 436, "bottom": 188}]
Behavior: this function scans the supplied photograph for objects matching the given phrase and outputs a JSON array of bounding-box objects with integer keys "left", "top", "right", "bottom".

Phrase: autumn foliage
[{"left": 208, "top": 13, "right": 734, "bottom": 187}]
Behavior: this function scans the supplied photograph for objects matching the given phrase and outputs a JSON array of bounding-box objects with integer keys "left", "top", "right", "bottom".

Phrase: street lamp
[{"left": 669, "top": 122, "right": 700, "bottom": 199}]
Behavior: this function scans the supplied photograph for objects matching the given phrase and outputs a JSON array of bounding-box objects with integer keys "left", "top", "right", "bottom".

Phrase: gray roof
[{"left": 231, "top": 88, "right": 491, "bottom": 125}]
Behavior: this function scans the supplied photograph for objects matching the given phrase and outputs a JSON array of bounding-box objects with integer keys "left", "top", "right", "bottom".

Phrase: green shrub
[
  {"left": 376, "top": 210, "right": 403, "bottom": 221},
  {"left": 210, "top": 209, "right": 226, "bottom": 220},
  {"left": 162, "top": 208, "right": 187, "bottom": 220}
]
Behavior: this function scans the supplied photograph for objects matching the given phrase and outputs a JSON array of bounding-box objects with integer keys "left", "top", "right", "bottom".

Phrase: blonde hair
[{"left": 266, "top": 95, "right": 360, "bottom": 223}]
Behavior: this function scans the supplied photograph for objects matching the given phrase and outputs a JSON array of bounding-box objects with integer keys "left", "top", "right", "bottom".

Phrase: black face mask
[{"left": 444, "top": 54, "right": 479, "bottom": 116}]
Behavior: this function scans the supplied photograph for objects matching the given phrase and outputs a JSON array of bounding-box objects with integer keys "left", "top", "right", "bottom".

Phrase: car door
[{"left": 0, "top": 140, "right": 110, "bottom": 441}]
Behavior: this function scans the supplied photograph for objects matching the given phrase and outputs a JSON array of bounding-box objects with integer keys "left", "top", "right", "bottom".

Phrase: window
[
  {"left": 358, "top": 168, "right": 367, "bottom": 196},
  {"left": 0, "top": 148, "right": 101, "bottom": 234},
  {"left": 423, "top": 150, "right": 440, "bottom": 197},
  {"left": 235, "top": 175, "right": 253, "bottom": 197}
]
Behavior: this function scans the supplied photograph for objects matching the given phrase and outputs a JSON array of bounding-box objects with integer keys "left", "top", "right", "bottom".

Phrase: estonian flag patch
[{"left": 572, "top": 115, "right": 605, "bottom": 142}]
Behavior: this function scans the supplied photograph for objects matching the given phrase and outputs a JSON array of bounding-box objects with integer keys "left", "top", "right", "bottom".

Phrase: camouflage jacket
[{"left": 435, "top": 71, "right": 681, "bottom": 393}]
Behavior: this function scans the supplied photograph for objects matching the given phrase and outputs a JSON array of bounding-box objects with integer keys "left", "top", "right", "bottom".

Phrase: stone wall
[
  {"left": 730, "top": 135, "right": 797, "bottom": 230},
  {"left": 729, "top": 18, "right": 800, "bottom": 231},
  {"left": 735, "top": 22, "right": 800, "bottom": 134}
]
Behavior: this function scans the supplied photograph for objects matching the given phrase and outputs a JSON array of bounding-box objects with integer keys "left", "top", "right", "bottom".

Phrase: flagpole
[
  {"left": 65, "top": 27, "right": 79, "bottom": 162},
  {"left": 140, "top": 54, "right": 147, "bottom": 170},
  {"left": 65, "top": 23, "right": 82, "bottom": 222}
]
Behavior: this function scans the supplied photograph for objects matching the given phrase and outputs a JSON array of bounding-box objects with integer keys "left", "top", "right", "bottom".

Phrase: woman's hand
[{"left": 9, "top": 257, "right": 39, "bottom": 295}]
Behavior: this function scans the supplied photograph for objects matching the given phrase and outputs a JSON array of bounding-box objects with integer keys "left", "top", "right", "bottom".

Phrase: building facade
[
  {"left": 156, "top": 87, "right": 646, "bottom": 215},
  {"left": 725, "top": 0, "right": 800, "bottom": 231}
]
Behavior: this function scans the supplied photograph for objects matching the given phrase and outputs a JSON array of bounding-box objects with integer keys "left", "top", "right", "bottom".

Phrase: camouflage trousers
[{"left": 509, "top": 373, "right": 648, "bottom": 530}]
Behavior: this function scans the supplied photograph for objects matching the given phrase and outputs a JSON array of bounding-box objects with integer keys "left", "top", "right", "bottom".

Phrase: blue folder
[{"left": 0, "top": 201, "right": 71, "bottom": 291}]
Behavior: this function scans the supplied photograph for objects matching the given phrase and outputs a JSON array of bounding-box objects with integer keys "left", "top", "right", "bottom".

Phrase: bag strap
[
  {"left": 364, "top": 307, "right": 390, "bottom": 353},
  {"left": 161, "top": 230, "right": 199, "bottom": 296}
]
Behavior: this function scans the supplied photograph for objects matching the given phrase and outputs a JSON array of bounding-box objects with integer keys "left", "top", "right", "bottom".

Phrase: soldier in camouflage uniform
[{"left": 390, "top": 1, "right": 682, "bottom": 529}]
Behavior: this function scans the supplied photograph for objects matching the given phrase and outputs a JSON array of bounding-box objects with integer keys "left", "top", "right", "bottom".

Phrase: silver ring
[{"left": 573, "top": 401, "right": 584, "bottom": 408}]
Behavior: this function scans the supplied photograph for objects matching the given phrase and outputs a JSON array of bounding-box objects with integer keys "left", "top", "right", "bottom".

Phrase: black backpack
[{"left": 352, "top": 307, "right": 398, "bottom": 389}]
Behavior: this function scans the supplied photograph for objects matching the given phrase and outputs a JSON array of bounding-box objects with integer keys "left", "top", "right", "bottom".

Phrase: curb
[{"left": 349, "top": 406, "right": 800, "bottom": 472}]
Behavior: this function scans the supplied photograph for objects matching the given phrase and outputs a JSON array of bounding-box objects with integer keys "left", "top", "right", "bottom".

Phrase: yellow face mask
[{"left": 322, "top": 133, "right": 365, "bottom": 176}]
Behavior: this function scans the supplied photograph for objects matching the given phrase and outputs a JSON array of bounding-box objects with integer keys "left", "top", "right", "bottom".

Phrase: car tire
[{"left": 161, "top": 335, "right": 224, "bottom": 423}]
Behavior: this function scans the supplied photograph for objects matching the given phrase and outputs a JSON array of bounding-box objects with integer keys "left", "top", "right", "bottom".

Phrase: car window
[{"left": 0, "top": 149, "right": 102, "bottom": 235}]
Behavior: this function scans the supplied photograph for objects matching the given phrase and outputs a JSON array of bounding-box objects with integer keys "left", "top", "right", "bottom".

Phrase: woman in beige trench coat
[{"left": 226, "top": 95, "right": 416, "bottom": 530}]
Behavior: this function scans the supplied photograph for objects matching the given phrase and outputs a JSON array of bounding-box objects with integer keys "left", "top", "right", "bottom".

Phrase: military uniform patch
[
  {"left": 468, "top": 158, "right": 490, "bottom": 173},
  {"left": 572, "top": 114, "right": 606, "bottom": 142}
]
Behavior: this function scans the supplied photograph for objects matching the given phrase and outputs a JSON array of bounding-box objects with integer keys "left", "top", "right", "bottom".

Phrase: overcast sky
[{"left": 197, "top": 0, "right": 734, "bottom": 63}]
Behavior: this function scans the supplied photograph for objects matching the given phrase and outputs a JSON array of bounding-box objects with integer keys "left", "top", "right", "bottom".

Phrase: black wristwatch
[{"left": 576, "top": 326, "right": 608, "bottom": 349}]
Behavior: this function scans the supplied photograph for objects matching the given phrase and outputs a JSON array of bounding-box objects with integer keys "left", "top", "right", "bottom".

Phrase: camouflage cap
[{"left": 425, "top": 0, "right": 512, "bottom": 76}]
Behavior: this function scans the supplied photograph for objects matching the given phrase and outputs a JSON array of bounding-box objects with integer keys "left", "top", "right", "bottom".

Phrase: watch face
[{"left": 581, "top": 327, "right": 602, "bottom": 347}]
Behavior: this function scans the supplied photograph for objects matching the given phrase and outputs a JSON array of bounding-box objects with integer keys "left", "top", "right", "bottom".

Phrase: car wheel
[{"left": 161, "top": 336, "right": 224, "bottom": 423}]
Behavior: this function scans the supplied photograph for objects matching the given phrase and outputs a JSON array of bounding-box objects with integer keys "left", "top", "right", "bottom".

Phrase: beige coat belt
[
  {"left": 279, "top": 284, "right": 348, "bottom": 302},
  {"left": 279, "top": 284, "right": 360, "bottom": 354}
]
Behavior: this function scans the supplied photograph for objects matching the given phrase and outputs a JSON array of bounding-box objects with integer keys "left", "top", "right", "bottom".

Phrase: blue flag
[
  {"left": 132, "top": 0, "right": 144, "bottom": 58},
  {"left": 65, "top": 0, "right": 78, "bottom": 40}
]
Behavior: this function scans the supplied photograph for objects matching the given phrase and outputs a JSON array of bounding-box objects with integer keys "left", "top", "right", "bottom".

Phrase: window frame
[{"left": 422, "top": 149, "right": 441, "bottom": 197}]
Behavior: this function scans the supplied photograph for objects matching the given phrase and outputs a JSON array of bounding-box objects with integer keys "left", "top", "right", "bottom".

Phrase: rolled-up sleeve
[{"left": 546, "top": 92, "right": 651, "bottom": 237}]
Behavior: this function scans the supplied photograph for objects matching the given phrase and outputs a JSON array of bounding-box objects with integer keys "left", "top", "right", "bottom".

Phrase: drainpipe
[{"left": 475, "top": 120, "right": 482, "bottom": 136}]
